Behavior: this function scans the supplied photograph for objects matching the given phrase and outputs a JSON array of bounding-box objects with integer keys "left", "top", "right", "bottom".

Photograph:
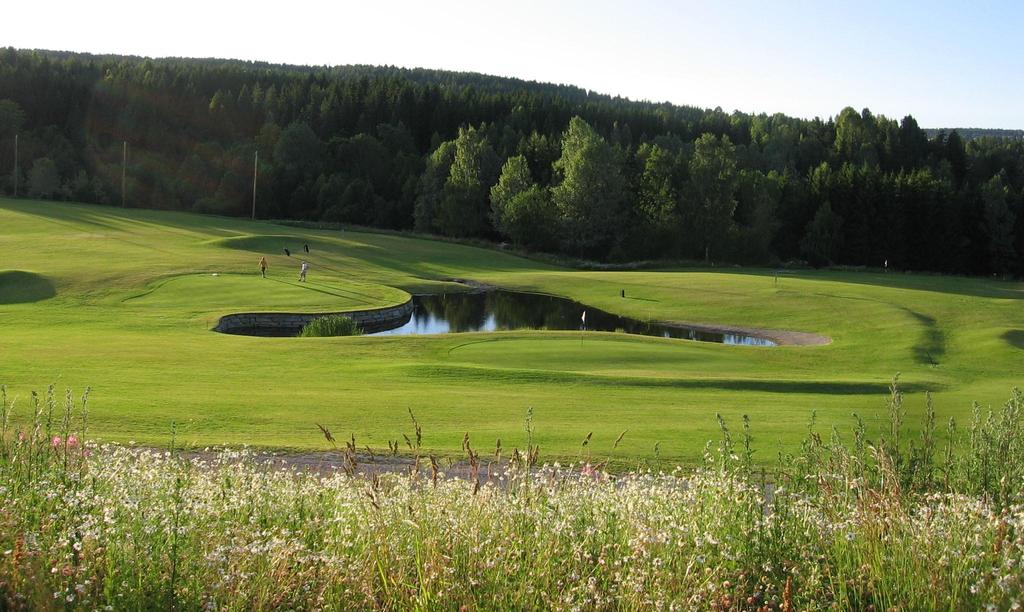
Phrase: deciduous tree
[
  {"left": 551, "top": 117, "right": 624, "bottom": 256},
  {"left": 688, "top": 133, "right": 738, "bottom": 262}
]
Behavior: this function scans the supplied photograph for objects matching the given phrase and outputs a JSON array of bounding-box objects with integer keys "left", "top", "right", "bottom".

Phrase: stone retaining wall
[{"left": 213, "top": 299, "right": 414, "bottom": 335}]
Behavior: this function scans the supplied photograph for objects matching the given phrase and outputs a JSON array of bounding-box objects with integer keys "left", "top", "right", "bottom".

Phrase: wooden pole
[
  {"left": 12, "top": 134, "right": 18, "bottom": 198},
  {"left": 251, "top": 149, "right": 258, "bottom": 220},
  {"left": 121, "top": 141, "right": 127, "bottom": 208}
]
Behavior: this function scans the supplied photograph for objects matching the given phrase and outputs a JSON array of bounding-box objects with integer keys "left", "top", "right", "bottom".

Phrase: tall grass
[
  {"left": 1, "top": 379, "right": 1022, "bottom": 609},
  {"left": 299, "top": 314, "right": 362, "bottom": 337}
]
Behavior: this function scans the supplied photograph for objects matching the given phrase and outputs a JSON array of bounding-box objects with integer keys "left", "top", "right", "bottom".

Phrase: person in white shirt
[{"left": 299, "top": 261, "right": 309, "bottom": 282}]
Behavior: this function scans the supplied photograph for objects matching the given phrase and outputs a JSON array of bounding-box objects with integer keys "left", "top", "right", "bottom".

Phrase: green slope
[{"left": 1, "top": 198, "right": 1022, "bottom": 463}]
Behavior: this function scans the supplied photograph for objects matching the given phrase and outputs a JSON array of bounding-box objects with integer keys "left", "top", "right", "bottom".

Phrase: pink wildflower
[
  {"left": 67, "top": 435, "right": 78, "bottom": 448},
  {"left": 51, "top": 436, "right": 62, "bottom": 448}
]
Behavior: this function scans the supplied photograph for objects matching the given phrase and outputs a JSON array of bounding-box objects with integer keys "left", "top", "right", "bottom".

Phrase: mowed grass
[{"left": 1, "top": 198, "right": 1022, "bottom": 463}]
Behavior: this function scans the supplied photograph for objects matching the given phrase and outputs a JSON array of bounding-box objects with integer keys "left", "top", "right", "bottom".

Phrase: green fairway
[{"left": 1, "top": 198, "right": 1022, "bottom": 463}]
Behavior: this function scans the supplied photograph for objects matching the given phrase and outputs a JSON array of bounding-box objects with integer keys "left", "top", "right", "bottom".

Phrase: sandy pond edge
[
  {"left": 447, "top": 278, "right": 832, "bottom": 346},
  {"left": 660, "top": 320, "right": 832, "bottom": 346}
]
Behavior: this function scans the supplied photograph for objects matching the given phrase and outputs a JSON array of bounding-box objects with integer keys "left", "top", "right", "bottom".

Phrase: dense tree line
[
  {"left": 925, "top": 128, "right": 1024, "bottom": 141},
  {"left": 1, "top": 48, "right": 1023, "bottom": 275}
]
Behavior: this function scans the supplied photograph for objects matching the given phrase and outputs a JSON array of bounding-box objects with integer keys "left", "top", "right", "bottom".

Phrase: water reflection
[{"left": 371, "top": 291, "right": 775, "bottom": 346}]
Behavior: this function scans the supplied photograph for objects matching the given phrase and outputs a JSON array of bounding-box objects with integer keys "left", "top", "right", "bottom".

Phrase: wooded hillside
[{"left": 1, "top": 48, "right": 1022, "bottom": 274}]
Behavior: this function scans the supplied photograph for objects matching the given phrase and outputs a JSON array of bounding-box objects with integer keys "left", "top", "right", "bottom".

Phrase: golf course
[{"left": 1, "top": 197, "right": 1022, "bottom": 463}]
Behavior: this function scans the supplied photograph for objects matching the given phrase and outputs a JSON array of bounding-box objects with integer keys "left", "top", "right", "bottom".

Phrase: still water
[{"left": 371, "top": 291, "right": 775, "bottom": 346}]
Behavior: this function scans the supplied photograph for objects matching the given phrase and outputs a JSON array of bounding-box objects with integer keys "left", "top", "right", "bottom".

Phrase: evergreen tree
[
  {"left": 801, "top": 201, "right": 843, "bottom": 266},
  {"left": 982, "top": 173, "right": 1017, "bottom": 275},
  {"left": 0, "top": 99, "right": 25, "bottom": 139}
]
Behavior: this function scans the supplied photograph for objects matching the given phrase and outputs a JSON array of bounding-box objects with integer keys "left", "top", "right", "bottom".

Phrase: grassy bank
[
  {"left": 1, "top": 383, "right": 1022, "bottom": 609},
  {"left": 1, "top": 199, "right": 1023, "bottom": 461}
]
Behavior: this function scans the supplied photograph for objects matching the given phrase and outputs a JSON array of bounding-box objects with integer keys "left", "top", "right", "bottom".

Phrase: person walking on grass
[
  {"left": 259, "top": 256, "right": 268, "bottom": 278},
  {"left": 299, "top": 260, "right": 309, "bottom": 282}
]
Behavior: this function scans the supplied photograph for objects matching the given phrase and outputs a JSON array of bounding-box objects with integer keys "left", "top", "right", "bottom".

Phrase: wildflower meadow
[{"left": 2, "top": 381, "right": 1023, "bottom": 610}]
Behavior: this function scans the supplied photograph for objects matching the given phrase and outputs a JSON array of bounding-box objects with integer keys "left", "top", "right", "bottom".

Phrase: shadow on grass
[
  {"left": 212, "top": 234, "right": 349, "bottom": 254},
  {"left": 625, "top": 296, "right": 660, "bottom": 303},
  {"left": 0, "top": 271, "right": 57, "bottom": 304},
  {"left": 1003, "top": 330, "right": 1024, "bottom": 349},
  {"left": 268, "top": 278, "right": 383, "bottom": 306},
  {"left": 3, "top": 199, "right": 119, "bottom": 231},
  {"left": 4, "top": 200, "right": 187, "bottom": 256},
  {"left": 899, "top": 308, "right": 946, "bottom": 365},
  {"left": 404, "top": 364, "right": 941, "bottom": 395}
]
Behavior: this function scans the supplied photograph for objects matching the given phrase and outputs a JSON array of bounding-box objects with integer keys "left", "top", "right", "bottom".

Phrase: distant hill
[
  {"left": 30, "top": 48, "right": 682, "bottom": 110},
  {"left": 1, "top": 48, "right": 1022, "bottom": 277},
  {"left": 925, "top": 128, "right": 1024, "bottom": 140}
]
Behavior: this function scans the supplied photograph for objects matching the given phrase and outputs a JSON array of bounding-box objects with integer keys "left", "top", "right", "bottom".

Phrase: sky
[{"left": 6, "top": 0, "right": 1023, "bottom": 128}]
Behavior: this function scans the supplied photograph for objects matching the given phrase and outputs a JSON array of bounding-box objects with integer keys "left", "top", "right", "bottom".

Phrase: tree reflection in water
[{"left": 371, "top": 291, "right": 775, "bottom": 346}]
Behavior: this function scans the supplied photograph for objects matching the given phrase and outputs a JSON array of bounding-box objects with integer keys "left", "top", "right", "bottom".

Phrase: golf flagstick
[{"left": 581, "top": 310, "right": 586, "bottom": 347}]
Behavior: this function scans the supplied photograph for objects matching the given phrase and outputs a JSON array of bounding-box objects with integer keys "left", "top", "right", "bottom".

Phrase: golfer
[
  {"left": 259, "top": 256, "right": 268, "bottom": 278},
  {"left": 299, "top": 260, "right": 309, "bottom": 282}
]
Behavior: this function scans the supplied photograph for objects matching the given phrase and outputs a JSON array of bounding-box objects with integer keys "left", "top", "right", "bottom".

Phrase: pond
[{"left": 372, "top": 291, "right": 775, "bottom": 346}]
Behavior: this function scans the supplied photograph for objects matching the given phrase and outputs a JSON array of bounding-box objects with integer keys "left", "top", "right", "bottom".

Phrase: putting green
[{"left": 1, "top": 198, "right": 1022, "bottom": 463}]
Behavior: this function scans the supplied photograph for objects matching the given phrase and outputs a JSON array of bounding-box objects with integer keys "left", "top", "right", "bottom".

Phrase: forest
[{"left": 1, "top": 48, "right": 1022, "bottom": 275}]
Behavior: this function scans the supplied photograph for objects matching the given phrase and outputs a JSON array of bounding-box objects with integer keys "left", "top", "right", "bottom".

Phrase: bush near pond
[{"left": 299, "top": 314, "right": 362, "bottom": 337}]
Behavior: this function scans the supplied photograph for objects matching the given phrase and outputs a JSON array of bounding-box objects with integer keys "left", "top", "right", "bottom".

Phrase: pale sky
[{"left": 7, "top": 0, "right": 1023, "bottom": 128}]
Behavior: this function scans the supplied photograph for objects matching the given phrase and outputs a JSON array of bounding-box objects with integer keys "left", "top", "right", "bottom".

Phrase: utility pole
[
  {"left": 13, "top": 134, "right": 18, "bottom": 197},
  {"left": 251, "top": 149, "right": 258, "bottom": 220},
  {"left": 121, "top": 141, "right": 127, "bottom": 208}
]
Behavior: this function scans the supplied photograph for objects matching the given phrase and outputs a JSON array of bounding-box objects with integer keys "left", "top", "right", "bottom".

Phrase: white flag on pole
[{"left": 581, "top": 310, "right": 586, "bottom": 325}]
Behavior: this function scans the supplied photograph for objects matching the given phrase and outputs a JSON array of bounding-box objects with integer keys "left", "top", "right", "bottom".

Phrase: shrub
[{"left": 298, "top": 314, "right": 361, "bottom": 337}]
